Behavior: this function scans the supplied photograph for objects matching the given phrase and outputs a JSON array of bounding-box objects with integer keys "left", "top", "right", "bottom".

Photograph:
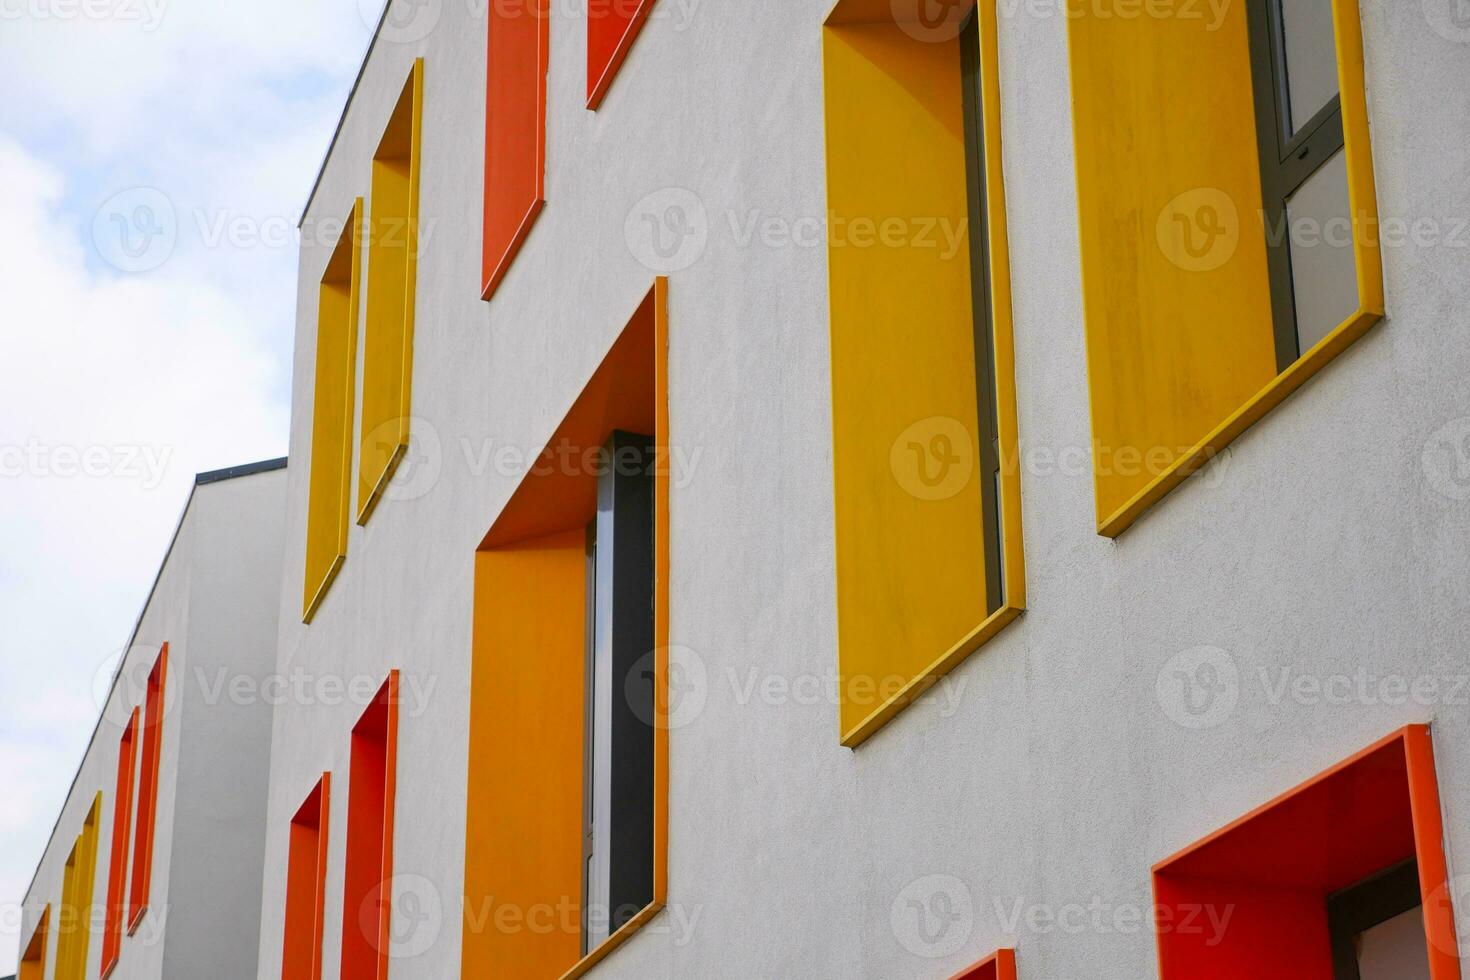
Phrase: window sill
[
  {"left": 841, "top": 600, "right": 1024, "bottom": 749},
  {"left": 126, "top": 905, "right": 148, "bottom": 937},
  {"left": 1097, "top": 305, "right": 1384, "bottom": 539},
  {"left": 558, "top": 901, "right": 665, "bottom": 980}
]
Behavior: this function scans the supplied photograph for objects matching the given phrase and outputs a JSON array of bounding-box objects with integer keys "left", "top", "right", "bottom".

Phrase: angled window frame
[
  {"left": 282, "top": 773, "right": 332, "bottom": 980},
  {"left": 951, "top": 948, "right": 1018, "bottom": 980},
  {"left": 101, "top": 708, "right": 140, "bottom": 977},
  {"left": 58, "top": 793, "right": 101, "bottom": 980},
  {"left": 340, "top": 672, "right": 400, "bottom": 980},
  {"left": 359, "top": 59, "right": 425, "bottom": 525},
  {"left": 586, "top": 0, "right": 657, "bottom": 109},
  {"left": 127, "top": 645, "right": 168, "bottom": 934},
  {"left": 1066, "top": 0, "right": 1383, "bottom": 537},
  {"left": 822, "top": 0, "right": 1027, "bottom": 749},
  {"left": 304, "top": 198, "right": 364, "bottom": 623},
  {"left": 18, "top": 904, "right": 50, "bottom": 980}
]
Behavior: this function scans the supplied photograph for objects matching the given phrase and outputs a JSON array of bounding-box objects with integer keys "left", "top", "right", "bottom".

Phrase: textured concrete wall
[
  {"left": 261, "top": 1, "right": 1470, "bottom": 978},
  {"left": 21, "top": 467, "right": 285, "bottom": 980}
]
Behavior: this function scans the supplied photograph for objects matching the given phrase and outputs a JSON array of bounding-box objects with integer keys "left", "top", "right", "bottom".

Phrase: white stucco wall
[
  {"left": 21, "top": 465, "right": 286, "bottom": 980},
  {"left": 260, "top": 1, "right": 1470, "bottom": 978}
]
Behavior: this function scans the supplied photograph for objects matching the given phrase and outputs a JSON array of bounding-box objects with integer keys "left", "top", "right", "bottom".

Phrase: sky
[{"left": 0, "top": 1, "right": 381, "bottom": 969}]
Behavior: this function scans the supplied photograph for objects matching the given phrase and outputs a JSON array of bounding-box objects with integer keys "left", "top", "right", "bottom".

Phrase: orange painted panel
[
  {"left": 101, "top": 709, "right": 139, "bottom": 976},
  {"left": 127, "top": 645, "right": 167, "bottom": 933},
  {"left": 482, "top": 0, "right": 548, "bottom": 300},
  {"left": 464, "top": 281, "right": 670, "bottom": 980},
  {"left": 587, "top": 0, "right": 656, "bottom": 109},
  {"left": 1153, "top": 726, "right": 1461, "bottom": 980},
  {"left": 340, "top": 672, "right": 400, "bottom": 980},
  {"left": 463, "top": 533, "right": 588, "bottom": 978},
  {"left": 950, "top": 948, "right": 1016, "bottom": 980},
  {"left": 282, "top": 775, "right": 331, "bottom": 980},
  {"left": 19, "top": 905, "right": 48, "bottom": 980}
]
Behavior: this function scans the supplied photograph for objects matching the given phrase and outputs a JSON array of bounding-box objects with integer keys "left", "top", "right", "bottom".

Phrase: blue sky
[{"left": 0, "top": 1, "right": 381, "bottom": 969}]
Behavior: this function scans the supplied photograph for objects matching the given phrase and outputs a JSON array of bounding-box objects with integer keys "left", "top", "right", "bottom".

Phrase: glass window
[
  {"left": 1286, "top": 149, "right": 1358, "bottom": 352},
  {"left": 1280, "top": 0, "right": 1340, "bottom": 135}
]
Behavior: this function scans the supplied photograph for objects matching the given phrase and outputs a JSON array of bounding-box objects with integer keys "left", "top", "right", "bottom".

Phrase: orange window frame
[
  {"left": 482, "top": 0, "right": 548, "bottom": 300},
  {"left": 340, "top": 672, "right": 400, "bottom": 980},
  {"left": 18, "top": 905, "right": 49, "bottom": 980},
  {"left": 282, "top": 774, "right": 332, "bottom": 980},
  {"left": 951, "top": 948, "right": 1017, "bottom": 979},
  {"left": 127, "top": 645, "right": 167, "bottom": 933},
  {"left": 587, "top": 0, "right": 656, "bottom": 109},
  {"left": 101, "top": 708, "right": 139, "bottom": 975},
  {"left": 462, "top": 279, "right": 670, "bottom": 980}
]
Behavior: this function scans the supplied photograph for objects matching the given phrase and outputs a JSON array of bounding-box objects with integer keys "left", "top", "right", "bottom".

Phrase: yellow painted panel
[
  {"left": 57, "top": 794, "right": 101, "bottom": 980},
  {"left": 824, "top": 6, "right": 1007, "bottom": 743},
  {"left": 18, "top": 905, "right": 48, "bottom": 980},
  {"left": 359, "top": 59, "right": 424, "bottom": 524},
  {"left": 303, "top": 200, "right": 363, "bottom": 623},
  {"left": 1067, "top": 0, "right": 1278, "bottom": 526},
  {"left": 463, "top": 534, "right": 587, "bottom": 979}
]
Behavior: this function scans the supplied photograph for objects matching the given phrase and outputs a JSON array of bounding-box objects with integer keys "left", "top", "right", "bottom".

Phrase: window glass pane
[
  {"left": 1357, "top": 906, "right": 1431, "bottom": 980},
  {"left": 1280, "top": 0, "right": 1339, "bottom": 134},
  {"left": 1287, "top": 149, "right": 1356, "bottom": 352}
]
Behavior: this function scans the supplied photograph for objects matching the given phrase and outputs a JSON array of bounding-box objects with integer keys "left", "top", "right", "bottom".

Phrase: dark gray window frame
[
  {"left": 1245, "top": 0, "right": 1348, "bottom": 370},
  {"left": 1326, "top": 857, "right": 1426, "bottom": 980},
  {"left": 581, "top": 430, "right": 656, "bottom": 955},
  {"left": 959, "top": 9, "right": 1004, "bottom": 615}
]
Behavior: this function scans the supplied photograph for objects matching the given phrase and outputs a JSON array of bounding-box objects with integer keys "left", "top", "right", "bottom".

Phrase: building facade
[
  {"left": 18, "top": 0, "right": 1470, "bottom": 977},
  {"left": 18, "top": 461, "right": 287, "bottom": 980}
]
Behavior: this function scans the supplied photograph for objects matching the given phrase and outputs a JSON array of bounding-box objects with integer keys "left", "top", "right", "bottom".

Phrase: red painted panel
[
  {"left": 283, "top": 775, "right": 331, "bottom": 980},
  {"left": 587, "top": 0, "right": 656, "bottom": 109},
  {"left": 1152, "top": 726, "right": 1462, "bottom": 980},
  {"left": 127, "top": 645, "right": 167, "bottom": 933},
  {"left": 101, "top": 709, "right": 139, "bottom": 976},
  {"left": 482, "top": 0, "right": 549, "bottom": 301},
  {"left": 340, "top": 672, "right": 400, "bottom": 980},
  {"left": 950, "top": 947, "right": 1016, "bottom": 979}
]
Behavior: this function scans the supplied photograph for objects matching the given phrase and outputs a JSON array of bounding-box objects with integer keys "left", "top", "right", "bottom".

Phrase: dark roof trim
[
  {"left": 298, "top": 0, "right": 394, "bottom": 228},
  {"left": 23, "top": 456, "right": 287, "bottom": 905},
  {"left": 196, "top": 456, "right": 288, "bottom": 486}
]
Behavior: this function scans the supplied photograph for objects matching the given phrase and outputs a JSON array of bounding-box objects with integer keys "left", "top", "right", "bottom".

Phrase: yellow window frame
[{"left": 823, "top": 0, "right": 1026, "bottom": 748}]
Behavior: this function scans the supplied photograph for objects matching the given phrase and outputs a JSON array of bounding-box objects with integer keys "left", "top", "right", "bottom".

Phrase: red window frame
[
  {"left": 101, "top": 708, "right": 139, "bottom": 976},
  {"left": 282, "top": 774, "right": 332, "bottom": 980},
  {"left": 950, "top": 948, "right": 1017, "bottom": 980},
  {"left": 339, "top": 672, "right": 400, "bottom": 980},
  {"left": 127, "top": 645, "right": 167, "bottom": 933},
  {"left": 587, "top": 0, "right": 657, "bottom": 109}
]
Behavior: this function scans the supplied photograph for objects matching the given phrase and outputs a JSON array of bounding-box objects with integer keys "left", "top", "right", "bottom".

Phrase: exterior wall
[
  {"left": 20, "top": 466, "right": 286, "bottom": 980},
  {"left": 259, "top": 3, "right": 1470, "bottom": 980}
]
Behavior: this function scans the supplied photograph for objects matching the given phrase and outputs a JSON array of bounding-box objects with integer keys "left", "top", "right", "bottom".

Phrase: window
[
  {"left": 303, "top": 199, "right": 363, "bottom": 623},
  {"left": 1153, "top": 726, "right": 1459, "bottom": 979},
  {"left": 952, "top": 948, "right": 1017, "bottom": 980},
  {"left": 18, "top": 905, "right": 49, "bottom": 980},
  {"left": 359, "top": 59, "right": 424, "bottom": 525},
  {"left": 340, "top": 673, "right": 399, "bottom": 980},
  {"left": 822, "top": 0, "right": 1026, "bottom": 747},
  {"left": 57, "top": 794, "right": 101, "bottom": 980},
  {"left": 282, "top": 775, "right": 331, "bottom": 980},
  {"left": 1246, "top": 0, "right": 1355, "bottom": 364},
  {"left": 127, "top": 646, "right": 167, "bottom": 933},
  {"left": 587, "top": 0, "right": 655, "bottom": 109},
  {"left": 1067, "top": 0, "right": 1382, "bottom": 535},
  {"left": 482, "top": 0, "right": 547, "bottom": 299},
  {"left": 582, "top": 431, "right": 656, "bottom": 952},
  {"left": 463, "top": 280, "right": 669, "bottom": 980},
  {"left": 101, "top": 709, "right": 139, "bottom": 976}
]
